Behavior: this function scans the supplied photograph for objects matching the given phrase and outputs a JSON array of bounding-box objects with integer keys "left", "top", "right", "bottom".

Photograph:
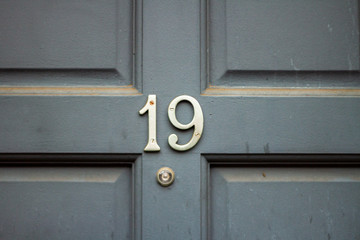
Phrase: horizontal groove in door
[
  {"left": 0, "top": 167, "right": 128, "bottom": 183},
  {"left": 0, "top": 69, "right": 127, "bottom": 86},
  {"left": 203, "top": 71, "right": 360, "bottom": 97},
  {"left": 0, "top": 86, "right": 140, "bottom": 96},
  {"left": 214, "top": 70, "right": 360, "bottom": 88},
  {"left": 216, "top": 167, "right": 360, "bottom": 182}
]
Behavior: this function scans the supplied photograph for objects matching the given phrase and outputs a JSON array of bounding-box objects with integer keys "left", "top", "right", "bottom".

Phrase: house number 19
[{"left": 139, "top": 95, "right": 204, "bottom": 152}]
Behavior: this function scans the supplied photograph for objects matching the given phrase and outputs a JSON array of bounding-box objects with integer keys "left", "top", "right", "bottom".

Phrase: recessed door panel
[
  {"left": 0, "top": 166, "right": 132, "bottom": 240},
  {"left": 207, "top": 0, "right": 360, "bottom": 90},
  {"left": 210, "top": 166, "right": 360, "bottom": 239},
  {"left": 0, "top": 0, "right": 134, "bottom": 86}
]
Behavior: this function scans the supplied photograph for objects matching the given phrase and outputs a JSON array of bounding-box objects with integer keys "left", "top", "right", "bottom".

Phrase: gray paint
[
  {"left": 211, "top": 167, "right": 360, "bottom": 240},
  {"left": 0, "top": 0, "right": 131, "bottom": 68},
  {"left": 0, "top": 166, "right": 132, "bottom": 239},
  {"left": 0, "top": 69, "right": 126, "bottom": 86},
  {"left": 209, "top": 0, "right": 360, "bottom": 86},
  {"left": 0, "top": 0, "right": 359, "bottom": 239},
  {"left": 0, "top": 0, "right": 134, "bottom": 85}
]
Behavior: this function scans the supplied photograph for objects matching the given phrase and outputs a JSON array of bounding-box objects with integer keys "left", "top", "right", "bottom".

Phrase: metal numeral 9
[{"left": 168, "top": 95, "right": 204, "bottom": 151}]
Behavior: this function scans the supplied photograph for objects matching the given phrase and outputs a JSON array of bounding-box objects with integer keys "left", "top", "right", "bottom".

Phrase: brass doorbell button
[{"left": 157, "top": 167, "right": 175, "bottom": 187}]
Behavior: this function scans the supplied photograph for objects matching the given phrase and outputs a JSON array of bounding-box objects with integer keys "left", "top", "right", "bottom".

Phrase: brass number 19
[{"left": 139, "top": 95, "right": 204, "bottom": 152}]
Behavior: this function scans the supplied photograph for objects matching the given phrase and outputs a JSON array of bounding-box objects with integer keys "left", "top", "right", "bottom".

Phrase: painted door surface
[{"left": 0, "top": 1, "right": 360, "bottom": 240}]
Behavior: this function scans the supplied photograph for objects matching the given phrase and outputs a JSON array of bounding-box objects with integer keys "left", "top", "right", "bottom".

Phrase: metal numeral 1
[{"left": 139, "top": 95, "right": 161, "bottom": 151}]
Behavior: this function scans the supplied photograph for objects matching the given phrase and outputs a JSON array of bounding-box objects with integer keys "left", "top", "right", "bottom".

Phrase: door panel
[
  {"left": 210, "top": 0, "right": 359, "bottom": 72},
  {"left": 202, "top": 155, "right": 360, "bottom": 239},
  {"left": 0, "top": 166, "right": 132, "bottom": 239},
  {"left": 206, "top": 0, "right": 360, "bottom": 93},
  {"left": 0, "top": 0, "right": 129, "bottom": 68},
  {"left": 0, "top": 0, "right": 360, "bottom": 239},
  {"left": 0, "top": 0, "right": 140, "bottom": 92},
  {"left": 211, "top": 167, "right": 360, "bottom": 239}
]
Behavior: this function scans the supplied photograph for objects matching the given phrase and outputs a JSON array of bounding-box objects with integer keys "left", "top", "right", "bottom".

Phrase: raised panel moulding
[
  {"left": 204, "top": 0, "right": 360, "bottom": 96},
  {"left": 0, "top": 0, "right": 141, "bottom": 95},
  {"left": 200, "top": 155, "right": 360, "bottom": 240}
]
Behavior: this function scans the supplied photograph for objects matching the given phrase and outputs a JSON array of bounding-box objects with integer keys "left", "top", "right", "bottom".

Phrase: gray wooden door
[{"left": 1, "top": 1, "right": 360, "bottom": 239}]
